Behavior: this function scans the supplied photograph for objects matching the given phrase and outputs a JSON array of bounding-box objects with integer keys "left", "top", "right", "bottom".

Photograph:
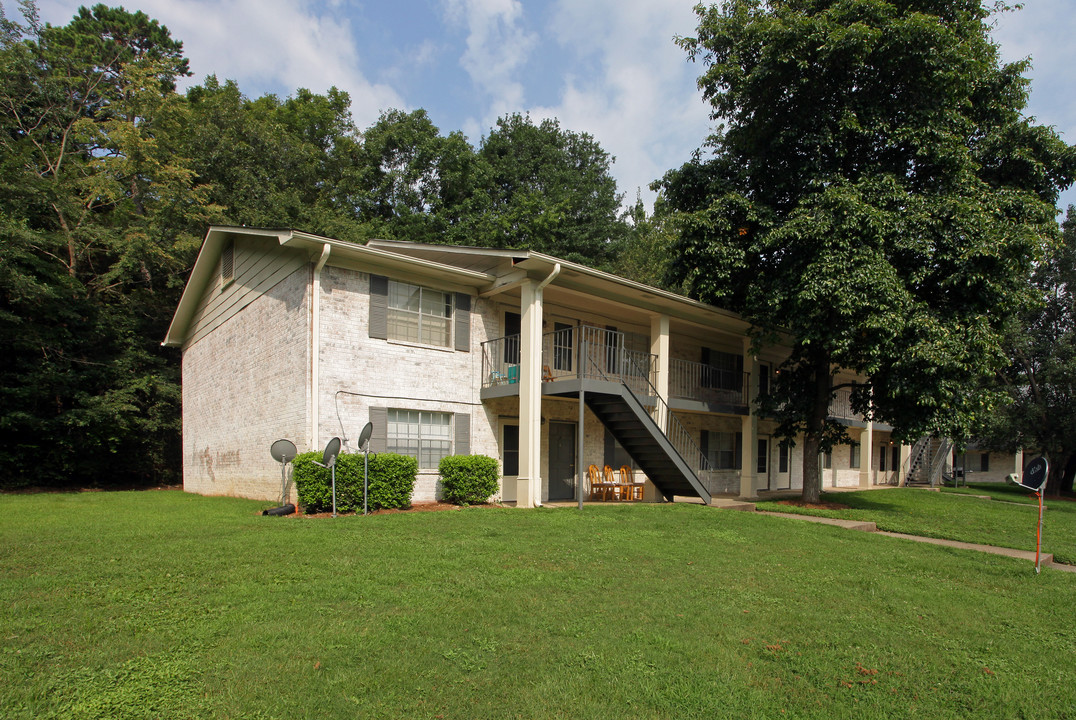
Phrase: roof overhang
[{"left": 163, "top": 227, "right": 496, "bottom": 348}]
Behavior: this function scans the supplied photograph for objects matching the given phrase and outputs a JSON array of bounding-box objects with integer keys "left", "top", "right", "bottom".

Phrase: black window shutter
[
  {"left": 454, "top": 293, "right": 471, "bottom": 352},
  {"left": 369, "top": 275, "right": 388, "bottom": 339},
  {"left": 369, "top": 407, "right": 387, "bottom": 453},
  {"left": 735, "top": 431, "right": 743, "bottom": 469},
  {"left": 455, "top": 412, "right": 470, "bottom": 455}
]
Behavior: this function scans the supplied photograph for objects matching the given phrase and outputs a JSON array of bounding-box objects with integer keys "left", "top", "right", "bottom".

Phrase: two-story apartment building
[{"left": 164, "top": 226, "right": 909, "bottom": 506}]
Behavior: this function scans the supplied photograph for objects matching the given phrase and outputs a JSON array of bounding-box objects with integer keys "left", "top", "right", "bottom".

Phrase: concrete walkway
[{"left": 727, "top": 501, "right": 1076, "bottom": 574}]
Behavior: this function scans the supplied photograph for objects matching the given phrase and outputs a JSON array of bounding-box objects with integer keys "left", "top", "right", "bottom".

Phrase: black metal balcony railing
[
  {"left": 481, "top": 325, "right": 655, "bottom": 395},
  {"left": 669, "top": 358, "right": 749, "bottom": 406},
  {"left": 829, "top": 387, "right": 866, "bottom": 422}
]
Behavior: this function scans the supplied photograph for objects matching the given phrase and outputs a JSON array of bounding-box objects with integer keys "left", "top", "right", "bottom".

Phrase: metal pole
[
  {"left": 331, "top": 465, "right": 337, "bottom": 518},
  {"left": 364, "top": 449, "right": 369, "bottom": 516},
  {"left": 1036, "top": 491, "right": 1044, "bottom": 574},
  {"left": 578, "top": 326, "right": 585, "bottom": 511}
]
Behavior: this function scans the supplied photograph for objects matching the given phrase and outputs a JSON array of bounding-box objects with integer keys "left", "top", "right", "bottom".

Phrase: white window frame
[
  {"left": 387, "top": 280, "right": 453, "bottom": 348},
  {"left": 387, "top": 409, "right": 453, "bottom": 469}
]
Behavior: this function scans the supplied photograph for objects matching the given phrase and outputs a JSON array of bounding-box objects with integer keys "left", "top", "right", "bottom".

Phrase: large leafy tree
[
  {"left": 659, "top": 0, "right": 1076, "bottom": 502},
  {"left": 478, "top": 113, "right": 627, "bottom": 267},
  {"left": 0, "top": 2, "right": 214, "bottom": 486},
  {"left": 980, "top": 206, "right": 1076, "bottom": 494}
]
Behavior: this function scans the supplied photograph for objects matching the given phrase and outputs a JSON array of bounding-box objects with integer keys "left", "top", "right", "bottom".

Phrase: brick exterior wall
[
  {"left": 181, "top": 266, "right": 310, "bottom": 501},
  {"left": 317, "top": 266, "right": 500, "bottom": 502}
]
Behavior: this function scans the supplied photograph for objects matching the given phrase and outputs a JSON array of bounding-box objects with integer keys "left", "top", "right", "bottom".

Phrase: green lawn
[
  {"left": 755, "top": 487, "right": 1076, "bottom": 564},
  {"left": 2, "top": 490, "right": 1075, "bottom": 719}
]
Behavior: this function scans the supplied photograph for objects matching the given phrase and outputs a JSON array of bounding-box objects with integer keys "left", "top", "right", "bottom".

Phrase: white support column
[
  {"left": 859, "top": 421, "right": 874, "bottom": 489},
  {"left": 644, "top": 314, "right": 671, "bottom": 502},
  {"left": 898, "top": 443, "right": 912, "bottom": 486},
  {"left": 650, "top": 314, "right": 670, "bottom": 430},
  {"left": 739, "top": 337, "right": 758, "bottom": 499},
  {"left": 517, "top": 279, "right": 544, "bottom": 508}
]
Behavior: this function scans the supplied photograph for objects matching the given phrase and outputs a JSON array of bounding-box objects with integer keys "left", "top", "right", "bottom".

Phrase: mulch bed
[{"left": 291, "top": 502, "right": 500, "bottom": 518}]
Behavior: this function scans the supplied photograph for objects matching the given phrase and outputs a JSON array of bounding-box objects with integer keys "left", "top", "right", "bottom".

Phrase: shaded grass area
[
  {"left": 1, "top": 490, "right": 1074, "bottom": 719},
  {"left": 756, "top": 487, "right": 1076, "bottom": 564}
]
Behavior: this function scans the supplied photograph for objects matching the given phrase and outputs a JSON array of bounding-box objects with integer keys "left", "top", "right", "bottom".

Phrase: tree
[
  {"left": 612, "top": 193, "right": 683, "bottom": 291},
  {"left": 352, "top": 108, "right": 485, "bottom": 245},
  {"left": 183, "top": 78, "right": 369, "bottom": 242},
  {"left": 659, "top": 0, "right": 1076, "bottom": 502},
  {"left": 0, "top": 2, "right": 212, "bottom": 486},
  {"left": 478, "top": 113, "right": 627, "bottom": 267},
  {"left": 980, "top": 206, "right": 1076, "bottom": 495}
]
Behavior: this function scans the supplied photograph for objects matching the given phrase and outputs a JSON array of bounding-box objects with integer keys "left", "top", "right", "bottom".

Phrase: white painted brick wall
[{"left": 182, "top": 266, "right": 310, "bottom": 501}]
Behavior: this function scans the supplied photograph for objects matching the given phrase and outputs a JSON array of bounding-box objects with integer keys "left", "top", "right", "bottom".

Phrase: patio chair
[
  {"left": 620, "top": 465, "right": 643, "bottom": 501},
  {"left": 587, "top": 464, "right": 609, "bottom": 501},
  {"left": 603, "top": 465, "right": 623, "bottom": 501}
]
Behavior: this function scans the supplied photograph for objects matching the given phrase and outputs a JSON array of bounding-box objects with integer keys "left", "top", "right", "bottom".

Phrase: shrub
[
  {"left": 293, "top": 451, "right": 416, "bottom": 513},
  {"left": 439, "top": 454, "right": 500, "bottom": 505}
]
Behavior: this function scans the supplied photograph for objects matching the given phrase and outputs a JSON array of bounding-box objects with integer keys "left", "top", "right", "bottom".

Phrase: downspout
[
  {"left": 537, "top": 262, "right": 561, "bottom": 292},
  {"left": 311, "top": 243, "right": 331, "bottom": 452}
]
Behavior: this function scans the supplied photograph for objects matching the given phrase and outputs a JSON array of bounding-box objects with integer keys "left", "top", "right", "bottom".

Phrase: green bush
[
  {"left": 293, "top": 451, "right": 416, "bottom": 513},
  {"left": 439, "top": 454, "right": 500, "bottom": 505}
]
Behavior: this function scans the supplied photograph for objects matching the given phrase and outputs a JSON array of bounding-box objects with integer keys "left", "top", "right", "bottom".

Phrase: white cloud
[
  {"left": 988, "top": 1, "right": 1076, "bottom": 212},
  {"left": 528, "top": 0, "right": 712, "bottom": 208},
  {"left": 441, "top": 0, "right": 536, "bottom": 121},
  {"left": 38, "top": 0, "right": 406, "bottom": 128}
]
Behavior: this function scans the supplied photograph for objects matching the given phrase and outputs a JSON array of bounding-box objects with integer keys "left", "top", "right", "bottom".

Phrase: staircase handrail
[
  {"left": 593, "top": 346, "right": 717, "bottom": 484},
  {"left": 901, "top": 436, "right": 930, "bottom": 485},
  {"left": 928, "top": 438, "right": 953, "bottom": 488}
]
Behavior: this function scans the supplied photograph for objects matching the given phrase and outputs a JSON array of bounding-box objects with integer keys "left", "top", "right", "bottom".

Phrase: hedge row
[
  {"left": 293, "top": 452, "right": 416, "bottom": 513},
  {"left": 293, "top": 452, "right": 501, "bottom": 512}
]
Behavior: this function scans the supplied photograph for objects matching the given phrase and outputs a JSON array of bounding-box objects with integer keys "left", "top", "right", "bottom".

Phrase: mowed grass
[
  {"left": 2, "top": 491, "right": 1075, "bottom": 719},
  {"left": 755, "top": 487, "right": 1076, "bottom": 564}
]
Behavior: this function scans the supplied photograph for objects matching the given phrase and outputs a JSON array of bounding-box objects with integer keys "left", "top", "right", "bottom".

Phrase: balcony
[
  {"left": 669, "top": 358, "right": 749, "bottom": 410},
  {"left": 481, "top": 325, "right": 654, "bottom": 396}
]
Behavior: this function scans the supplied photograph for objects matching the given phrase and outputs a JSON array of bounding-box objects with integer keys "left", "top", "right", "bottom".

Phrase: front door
[
  {"left": 757, "top": 437, "right": 770, "bottom": 490},
  {"left": 548, "top": 421, "right": 576, "bottom": 501}
]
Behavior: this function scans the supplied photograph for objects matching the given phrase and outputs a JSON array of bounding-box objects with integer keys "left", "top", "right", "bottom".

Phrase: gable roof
[{"left": 164, "top": 227, "right": 754, "bottom": 348}]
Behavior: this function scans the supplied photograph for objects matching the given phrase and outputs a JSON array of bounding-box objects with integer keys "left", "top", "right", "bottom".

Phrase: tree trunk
[{"left": 801, "top": 354, "right": 833, "bottom": 504}]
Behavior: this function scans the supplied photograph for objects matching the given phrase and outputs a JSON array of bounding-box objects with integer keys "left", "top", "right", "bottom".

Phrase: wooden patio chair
[
  {"left": 587, "top": 464, "right": 610, "bottom": 501},
  {"left": 620, "top": 465, "right": 643, "bottom": 501},
  {"left": 603, "top": 465, "right": 623, "bottom": 501}
]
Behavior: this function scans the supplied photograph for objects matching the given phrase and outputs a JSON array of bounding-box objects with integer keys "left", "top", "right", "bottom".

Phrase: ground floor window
[
  {"left": 703, "top": 430, "right": 741, "bottom": 470},
  {"left": 388, "top": 409, "right": 453, "bottom": 468},
  {"left": 980, "top": 452, "right": 989, "bottom": 472},
  {"left": 778, "top": 443, "right": 789, "bottom": 473},
  {"left": 850, "top": 442, "right": 860, "bottom": 469}
]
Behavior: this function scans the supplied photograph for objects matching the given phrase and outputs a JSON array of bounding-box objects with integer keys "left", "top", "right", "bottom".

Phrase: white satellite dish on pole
[
  {"left": 357, "top": 422, "right": 373, "bottom": 515},
  {"left": 313, "top": 437, "right": 342, "bottom": 517},
  {"left": 265, "top": 439, "right": 298, "bottom": 515}
]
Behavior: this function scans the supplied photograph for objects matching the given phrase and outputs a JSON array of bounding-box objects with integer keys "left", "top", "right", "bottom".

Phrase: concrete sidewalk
[{"left": 745, "top": 506, "right": 1075, "bottom": 573}]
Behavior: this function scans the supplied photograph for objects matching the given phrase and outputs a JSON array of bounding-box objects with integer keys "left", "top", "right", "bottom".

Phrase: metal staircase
[
  {"left": 584, "top": 387, "right": 712, "bottom": 502},
  {"left": 903, "top": 436, "right": 952, "bottom": 487}
]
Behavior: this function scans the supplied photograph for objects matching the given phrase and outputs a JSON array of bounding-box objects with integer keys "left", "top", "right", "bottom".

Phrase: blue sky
[{"left": 31, "top": 0, "right": 1076, "bottom": 215}]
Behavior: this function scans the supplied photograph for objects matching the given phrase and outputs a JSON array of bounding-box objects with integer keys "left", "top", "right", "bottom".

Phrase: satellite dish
[
  {"left": 322, "top": 437, "right": 341, "bottom": 469},
  {"left": 357, "top": 422, "right": 374, "bottom": 452},
  {"left": 1021, "top": 456, "right": 1049, "bottom": 492},
  {"left": 270, "top": 439, "right": 297, "bottom": 464}
]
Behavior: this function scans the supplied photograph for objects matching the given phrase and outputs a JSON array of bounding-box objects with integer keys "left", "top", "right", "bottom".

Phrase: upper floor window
[{"left": 388, "top": 280, "right": 452, "bottom": 347}]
